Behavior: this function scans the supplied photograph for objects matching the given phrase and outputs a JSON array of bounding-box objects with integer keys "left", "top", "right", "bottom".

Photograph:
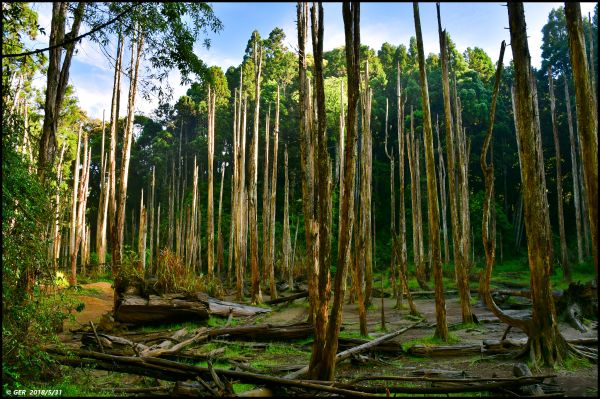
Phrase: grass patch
[
  {"left": 265, "top": 343, "right": 307, "bottom": 356},
  {"left": 339, "top": 330, "right": 373, "bottom": 340},
  {"left": 206, "top": 316, "right": 238, "bottom": 328},
  {"left": 233, "top": 384, "right": 256, "bottom": 394},
  {"left": 560, "top": 355, "right": 593, "bottom": 371},
  {"left": 401, "top": 333, "right": 460, "bottom": 351},
  {"left": 65, "top": 286, "right": 103, "bottom": 297},
  {"left": 135, "top": 321, "right": 200, "bottom": 334}
]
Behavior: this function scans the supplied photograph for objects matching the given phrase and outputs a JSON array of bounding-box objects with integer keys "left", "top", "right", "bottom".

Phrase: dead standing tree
[
  {"left": 564, "top": 3, "right": 598, "bottom": 285},
  {"left": 268, "top": 85, "right": 281, "bottom": 300},
  {"left": 548, "top": 65, "right": 570, "bottom": 280},
  {"left": 207, "top": 85, "right": 217, "bottom": 279},
  {"left": 437, "top": 3, "right": 474, "bottom": 324},
  {"left": 413, "top": 1, "right": 447, "bottom": 341},
  {"left": 249, "top": 35, "right": 263, "bottom": 303}
]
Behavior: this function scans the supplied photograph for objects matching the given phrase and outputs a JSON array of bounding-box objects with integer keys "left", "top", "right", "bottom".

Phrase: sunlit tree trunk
[
  {"left": 308, "top": 2, "right": 359, "bottom": 381},
  {"left": 216, "top": 164, "right": 225, "bottom": 278},
  {"left": 360, "top": 62, "right": 373, "bottom": 307},
  {"left": 112, "top": 30, "right": 144, "bottom": 307},
  {"left": 96, "top": 111, "right": 107, "bottom": 270},
  {"left": 108, "top": 32, "right": 123, "bottom": 274},
  {"left": 268, "top": 85, "right": 281, "bottom": 300},
  {"left": 548, "top": 66, "right": 570, "bottom": 280},
  {"left": 69, "top": 126, "right": 82, "bottom": 286},
  {"left": 297, "top": 2, "right": 317, "bottom": 323},
  {"left": 249, "top": 39, "right": 263, "bottom": 302},
  {"left": 53, "top": 142, "right": 66, "bottom": 273},
  {"left": 508, "top": 3, "right": 569, "bottom": 365},
  {"left": 565, "top": 2, "right": 598, "bottom": 284},
  {"left": 384, "top": 99, "right": 397, "bottom": 301},
  {"left": 207, "top": 85, "right": 216, "bottom": 279},
  {"left": 283, "top": 145, "right": 292, "bottom": 288},
  {"left": 38, "top": 2, "right": 85, "bottom": 181},
  {"left": 262, "top": 105, "right": 271, "bottom": 289},
  {"left": 148, "top": 166, "right": 155, "bottom": 274},
  {"left": 414, "top": 1, "right": 447, "bottom": 340}
]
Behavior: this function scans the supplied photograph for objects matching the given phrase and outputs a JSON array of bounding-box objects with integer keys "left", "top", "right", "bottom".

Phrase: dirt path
[{"left": 63, "top": 282, "right": 114, "bottom": 330}]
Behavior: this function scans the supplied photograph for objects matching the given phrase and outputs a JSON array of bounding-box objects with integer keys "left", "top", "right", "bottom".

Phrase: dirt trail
[{"left": 63, "top": 282, "right": 114, "bottom": 330}]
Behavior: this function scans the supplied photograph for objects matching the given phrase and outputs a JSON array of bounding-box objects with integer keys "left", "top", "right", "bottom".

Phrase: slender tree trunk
[
  {"left": 508, "top": 3, "right": 569, "bottom": 365},
  {"left": 435, "top": 116, "right": 449, "bottom": 266},
  {"left": 207, "top": 86, "right": 216, "bottom": 279},
  {"left": 148, "top": 166, "right": 155, "bottom": 274},
  {"left": 96, "top": 110, "right": 107, "bottom": 270},
  {"left": 360, "top": 62, "right": 374, "bottom": 307},
  {"left": 138, "top": 190, "right": 146, "bottom": 272},
  {"left": 564, "top": 76, "right": 583, "bottom": 264},
  {"left": 437, "top": 4, "right": 473, "bottom": 323},
  {"left": 108, "top": 32, "right": 123, "bottom": 275},
  {"left": 548, "top": 66, "right": 570, "bottom": 280},
  {"left": 384, "top": 99, "right": 397, "bottom": 301},
  {"left": 53, "top": 142, "right": 66, "bottom": 273},
  {"left": 216, "top": 164, "right": 226, "bottom": 278},
  {"left": 156, "top": 203, "right": 160, "bottom": 262},
  {"left": 308, "top": 3, "right": 359, "bottom": 381},
  {"left": 283, "top": 145, "right": 292, "bottom": 288},
  {"left": 297, "top": 2, "right": 317, "bottom": 324},
  {"left": 395, "top": 65, "right": 418, "bottom": 315},
  {"left": 565, "top": 2, "right": 598, "bottom": 284},
  {"left": 338, "top": 80, "right": 346, "bottom": 295},
  {"left": 112, "top": 30, "right": 144, "bottom": 306},
  {"left": 249, "top": 40, "right": 263, "bottom": 302},
  {"left": 586, "top": 13, "right": 597, "bottom": 104},
  {"left": 38, "top": 2, "right": 85, "bottom": 181},
  {"left": 268, "top": 85, "right": 281, "bottom": 300},
  {"left": 69, "top": 126, "right": 82, "bottom": 286},
  {"left": 414, "top": 1, "right": 447, "bottom": 340},
  {"left": 262, "top": 105, "right": 271, "bottom": 288}
]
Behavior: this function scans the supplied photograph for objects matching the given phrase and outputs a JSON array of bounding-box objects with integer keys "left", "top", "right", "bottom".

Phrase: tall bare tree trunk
[
  {"left": 414, "top": 1, "right": 447, "bottom": 340},
  {"left": 38, "top": 2, "right": 85, "bottom": 181},
  {"left": 249, "top": 39, "right": 263, "bottom": 302},
  {"left": 138, "top": 190, "right": 146, "bottom": 271},
  {"left": 384, "top": 99, "right": 397, "bottom": 301},
  {"left": 297, "top": 2, "right": 317, "bottom": 324},
  {"left": 262, "top": 105, "right": 271, "bottom": 287},
  {"left": 268, "top": 85, "right": 281, "bottom": 300},
  {"left": 207, "top": 85, "right": 216, "bottom": 279},
  {"left": 437, "top": 4, "right": 473, "bottom": 324},
  {"left": 283, "top": 145, "right": 292, "bottom": 288},
  {"left": 548, "top": 66, "right": 570, "bottom": 280},
  {"left": 108, "top": 32, "right": 123, "bottom": 275},
  {"left": 395, "top": 65, "right": 418, "bottom": 315},
  {"left": 156, "top": 203, "right": 160, "bottom": 260},
  {"left": 216, "top": 164, "right": 225, "bottom": 278},
  {"left": 360, "top": 62, "right": 374, "bottom": 307},
  {"left": 69, "top": 126, "right": 82, "bottom": 285},
  {"left": 435, "top": 117, "right": 449, "bottom": 266},
  {"left": 113, "top": 30, "right": 144, "bottom": 307},
  {"left": 565, "top": 2, "right": 598, "bottom": 284},
  {"left": 53, "top": 142, "right": 67, "bottom": 273},
  {"left": 306, "top": 2, "right": 359, "bottom": 382},
  {"left": 587, "top": 13, "right": 597, "bottom": 104},
  {"left": 508, "top": 3, "right": 569, "bottom": 365},
  {"left": 96, "top": 111, "right": 107, "bottom": 270},
  {"left": 564, "top": 76, "right": 583, "bottom": 264},
  {"left": 148, "top": 166, "right": 155, "bottom": 274}
]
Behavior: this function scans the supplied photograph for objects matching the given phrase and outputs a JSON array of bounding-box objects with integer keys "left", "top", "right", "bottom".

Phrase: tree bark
[
  {"left": 216, "top": 164, "right": 225, "bottom": 278},
  {"left": 283, "top": 145, "right": 292, "bottom": 288},
  {"left": 38, "top": 2, "right": 85, "bottom": 181},
  {"left": 360, "top": 63, "right": 373, "bottom": 307},
  {"left": 262, "top": 105, "right": 271, "bottom": 289},
  {"left": 565, "top": 3, "right": 598, "bottom": 285},
  {"left": 249, "top": 39, "right": 263, "bottom": 303},
  {"left": 548, "top": 66, "right": 570, "bottom": 280},
  {"left": 112, "top": 30, "right": 144, "bottom": 308},
  {"left": 69, "top": 125, "right": 82, "bottom": 286},
  {"left": 507, "top": 3, "right": 570, "bottom": 366},
  {"left": 563, "top": 76, "right": 583, "bottom": 264},
  {"left": 307, "top": 2, "right": 360, "bottom": 382},
  {"left": 149, "top": 166, "right": 155, "bottom": 274},
  {"left": 435, "top": 117, "right": 449, "bottom": 266},
  {"left": 96, "top": 111, "right": 108, "bottom": 271},
  {"left": 414, "top": 2, "right": 447, "bottom": 340},
  {"left": 207, "top": 86, "right": 216, "bottom": 278},
  {"left": 268, "top": 85, "right": 281, "bottom": 301},
  {"left": 138, "top": 190, "right": 146, "bottom": 272},
  {"left": 53, "top": 142, "right": 67, "bottom": 273}
]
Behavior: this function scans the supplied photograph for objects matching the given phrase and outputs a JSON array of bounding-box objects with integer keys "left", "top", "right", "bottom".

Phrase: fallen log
[
  {"left": 337, "top": 337, "right": 403, "bottom": 354},
  {"left": 285, "top": 321, "right": 421, "bottom": 379},
  {"left": 49, "top": 348, "right": 379, "bottom": 397},
  {"left": 513, "top": 363, "right": 545, "bottom": 396},
  {"left": 264, "top": 291, "right": 308, "bottom": 305},
  {"left": 115, "top": 293, "right": 209, "bottom": 324},
  {"left": 407, "top": 343, "right": 483, "bottom": 356},
  {"left": 207, "top": 322, "right": 313, "bottom": 341},
  {"left": 206, "top": 297, "right": 271, "bottom": 317}
]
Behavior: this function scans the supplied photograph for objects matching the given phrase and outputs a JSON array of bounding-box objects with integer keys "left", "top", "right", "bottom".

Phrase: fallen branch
[
  {"left": 264, "top": 290, "right": 308, "bottom": 305},
  {"left": 285, "top": 321, "right": 422, "bottom": 379}
]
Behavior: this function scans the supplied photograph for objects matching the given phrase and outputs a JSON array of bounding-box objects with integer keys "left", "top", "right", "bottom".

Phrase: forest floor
[{"left": 54, "top": 279, "right": 597, "bottom": 397}]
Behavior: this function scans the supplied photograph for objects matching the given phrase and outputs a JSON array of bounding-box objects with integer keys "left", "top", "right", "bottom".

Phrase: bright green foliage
[{"left": 464, "top": 47, "right": 495, "bottom": 82}]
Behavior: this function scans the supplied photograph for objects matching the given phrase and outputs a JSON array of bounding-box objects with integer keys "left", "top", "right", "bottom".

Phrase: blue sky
[{"left": 28, "top": 2, "right": 597, "bottom": 120}]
